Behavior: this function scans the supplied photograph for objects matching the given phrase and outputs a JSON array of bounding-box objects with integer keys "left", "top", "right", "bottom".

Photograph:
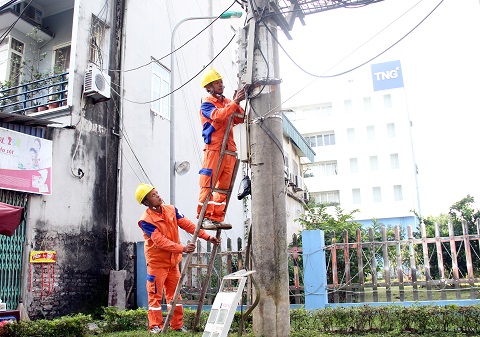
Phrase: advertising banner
[
  {"left": 0, "top": 127, "right": 52, "bottom": 195},
  {"left": 371, "top": 60, "right": 404, "bottom": 91}
]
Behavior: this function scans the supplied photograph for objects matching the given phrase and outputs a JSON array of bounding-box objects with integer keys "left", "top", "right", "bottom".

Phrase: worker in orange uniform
[
  {"left": 198, "top": 68, "right": 246, "bottom": 229},
  {"left": 135, "top": 183, "right": 221, "bottom": 334}
]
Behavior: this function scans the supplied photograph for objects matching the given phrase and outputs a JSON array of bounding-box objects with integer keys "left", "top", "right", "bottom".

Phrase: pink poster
[{"left": 0, "top": 128, "right": 52, "bottom": 195}]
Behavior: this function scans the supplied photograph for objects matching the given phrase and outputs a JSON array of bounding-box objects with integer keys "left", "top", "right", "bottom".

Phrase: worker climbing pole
[{"left": 161, "top": 67, "right": 246, "bottom": 333}]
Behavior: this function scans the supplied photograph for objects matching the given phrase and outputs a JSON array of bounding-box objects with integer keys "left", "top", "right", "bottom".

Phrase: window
[
  {"left": 367, "top": 125, "right": 375, "bottom": 140},
  {"left": 305, "top": 132, "right": 335, "bottom": 147},
  {"left": 352, "top": 188, "right": 361, "bottom": 204},
  {"left": 363, "top": 97, "right": 372, "bottom": 112},
  {"left": 300, "top": 103, "right": 333, "bottom": 119},
  {"left": 9, "top": 37, "right": 24, "bottom": 87},
  {"left": 89, "top": 15, "right": 108, "bottom": 66},
  {"left": 344, "top": 99, "right": 352, "bottom": 113},
  {"left": 306, "top": 161, "right": 337, "bottom": 177},
  {"left": 387, "top": 123, "right": 396, "bottom": 138},
  {"left": 312, "top": 191, "right": 340, "bottom": 205},
  {"left": 393, "top": 185, "right": 403, "bottom": 201},
  {"left": 347, "top": 128, "right": 355, "bottom": 143},
  {"left": 292, "top": 160, "right": 299, "bottom": 176},
  {"left": 53, "top": 44, "right": 71, "bottom": 72},
  {"left": 373, "top": 187, "right": 382, "bottom": 202},
  {"left": 384, "top": 94, "right": 392, "bottom": 109},
  {"left": 370, "top": 155, "right": 378, "bottom": 171},
  {"left": 151, "top": 62, "right": 171, "bottom": 119},
  {"left": 350, "top": 158, "right": 358, "bottom": 173},
  {"left": 390, "top": 153, "right": 399, "bottom": 169}
]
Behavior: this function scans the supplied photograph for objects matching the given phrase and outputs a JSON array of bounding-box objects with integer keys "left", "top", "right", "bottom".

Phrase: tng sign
[{"left": 371, "top": 60, "right": 404, "bottom": 91}]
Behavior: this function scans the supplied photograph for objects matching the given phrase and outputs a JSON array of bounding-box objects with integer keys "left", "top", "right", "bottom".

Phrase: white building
[{"left": 284, "top": 61, "right": 419, "bottom": 229}]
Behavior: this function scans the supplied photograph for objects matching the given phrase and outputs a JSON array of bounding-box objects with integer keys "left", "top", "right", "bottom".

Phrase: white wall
[{"left": 119, "top": 0, "right": 247, "bottom": 248}]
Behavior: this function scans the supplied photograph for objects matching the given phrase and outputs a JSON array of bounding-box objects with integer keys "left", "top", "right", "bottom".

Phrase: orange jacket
[
  {"left": 138, "top": 205, "right": 210, "bottom": 269},
  {"left": 200, "top": 95, "right": 244, "bottom": 151}
]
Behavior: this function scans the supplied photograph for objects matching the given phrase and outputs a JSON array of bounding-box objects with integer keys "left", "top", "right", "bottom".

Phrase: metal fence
[{"left": 0, "top": 72, "right": 68, "bottom": 115}]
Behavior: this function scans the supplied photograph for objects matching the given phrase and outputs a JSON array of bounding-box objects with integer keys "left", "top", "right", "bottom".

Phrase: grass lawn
[{"left": 94, "top": 330, "right": 477, "bottom": 337}]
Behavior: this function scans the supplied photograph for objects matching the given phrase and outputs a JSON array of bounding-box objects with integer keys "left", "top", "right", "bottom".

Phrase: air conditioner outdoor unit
[
  {"left": 294, "top": 175, "right": 304, "bottom": 192},
  {"left": 84, "top": 63, "right": 111, "bottom": 100},
  {"left": 13, "top": 1, "right": 43, "bottom": 24},
  {"left": 288, "top": 173, "right": 296, "bottom": 186}
]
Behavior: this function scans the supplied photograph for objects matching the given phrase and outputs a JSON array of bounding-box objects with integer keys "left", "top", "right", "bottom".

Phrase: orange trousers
[
  {"left": 197, "top": 150, "right": 236, "bottom": 222},
  {"left": 146, "top": 266, "right": 183, "bottom": 330}
]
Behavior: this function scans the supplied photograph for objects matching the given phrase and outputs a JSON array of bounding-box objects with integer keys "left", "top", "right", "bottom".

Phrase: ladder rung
[
  {"left": 188, "top": 264, "right": 209, "bottom": 268},
  {"left": 212, "top": 188, "right": 230, "bottom": 194},
  {"left": 224, "top": 150, "right": 237, "bottom": 157}
]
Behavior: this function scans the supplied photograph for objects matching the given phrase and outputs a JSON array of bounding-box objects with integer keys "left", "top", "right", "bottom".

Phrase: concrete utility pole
[{"left": 247, "top": 1, "right": 290, "bottom": 335}]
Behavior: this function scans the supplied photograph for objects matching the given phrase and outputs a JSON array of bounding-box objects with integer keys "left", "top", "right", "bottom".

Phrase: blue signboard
[{"left": 371, "top": 60, "right": 404, "bottom": 91}]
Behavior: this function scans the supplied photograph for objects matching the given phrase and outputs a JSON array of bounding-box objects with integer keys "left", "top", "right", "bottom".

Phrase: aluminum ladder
[{"left": 162, "top": 111, "right": 242, "bottom": 333}]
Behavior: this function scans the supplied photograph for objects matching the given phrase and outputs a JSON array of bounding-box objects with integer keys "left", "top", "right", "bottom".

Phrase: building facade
[
  {"left": 284, "top": 61, "right": 419, "bottom": 229},
  {"left": 0, "top": 0, "right": 310, "bottom": 319}
]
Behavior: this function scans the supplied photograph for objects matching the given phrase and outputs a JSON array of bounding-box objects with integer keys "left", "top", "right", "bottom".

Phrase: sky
[{"left": 277, "top": 0, "right": 480, "bottom": 216}]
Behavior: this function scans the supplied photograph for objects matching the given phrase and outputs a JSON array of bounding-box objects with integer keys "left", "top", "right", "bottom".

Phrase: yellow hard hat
[
  {"left": 135, "top": 183, "right": 155, "bottom": 204},
  {"left": 201, "top": 68, "right": 222, "bottom": 88}
]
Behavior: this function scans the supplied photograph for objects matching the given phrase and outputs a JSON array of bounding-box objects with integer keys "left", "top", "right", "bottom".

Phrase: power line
[
  {"left": 269, "top": 0, "right": 444, "bottom": 79},
  {"left": 0, "top": 0, "right": 21, "bottom": 12},
  {"left": 105, "top": 0, "right": 238, "bottom": 73},
  {"left": 0, "top": 0, "right": 34, "bottom": 45},
  {"left": 109, "top": 33, "right": 237, "bottom": 104},
  {"left": 251, "top": 0, "right": 444, "bottom": 122}
]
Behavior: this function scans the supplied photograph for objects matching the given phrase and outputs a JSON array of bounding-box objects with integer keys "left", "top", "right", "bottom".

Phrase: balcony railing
[{"left": 0, "top": 72, "right": 69, "bottom": 115}]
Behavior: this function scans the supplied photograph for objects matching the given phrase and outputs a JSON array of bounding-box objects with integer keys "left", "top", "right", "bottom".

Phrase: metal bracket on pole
[{"left": 244, "top": 19, "right": 256, "bottom": 86}]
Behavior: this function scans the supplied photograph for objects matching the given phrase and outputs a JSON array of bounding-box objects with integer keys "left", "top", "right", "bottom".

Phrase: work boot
[
  {"left": 201, "top": 218, "right": 218, "bottom": 230},
  {"left": 174, "top": 325, "right": 189, "bottom": 332},
  {"left": 150, "top": 326, "right": 161, "bottom": 334}
]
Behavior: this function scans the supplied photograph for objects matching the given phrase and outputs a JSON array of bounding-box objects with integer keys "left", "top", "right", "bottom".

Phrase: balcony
[{"left": 0, "top": 72, "right": 68, "bottom": 115}]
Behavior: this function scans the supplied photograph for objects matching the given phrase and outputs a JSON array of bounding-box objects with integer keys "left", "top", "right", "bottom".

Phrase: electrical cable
[
  {"left": 0, "top": 0, "right": 20, "bottom": 12},
  {"left": 108, "top": 33, "right": 237, "bottom": 104},
  {"left": 251, "top": 0, "right": 444, "bottom": 123},
  {"left": 0, "top": 0, "right": 34, "bottom": 45},
  {"left": 105, "top": 0, "right": 238, "bottom": 73},
  {"left": 268, "top": 0, "right": 443, "bottom": 79}
]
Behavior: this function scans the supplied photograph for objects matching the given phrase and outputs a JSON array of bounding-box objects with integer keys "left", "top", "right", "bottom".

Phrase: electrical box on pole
[{"left": 202, "top": 270, "right": 255, "bottom": 337}]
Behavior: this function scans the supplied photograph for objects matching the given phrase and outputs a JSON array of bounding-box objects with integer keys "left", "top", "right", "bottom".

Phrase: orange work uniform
[
  {"left": 138, "top": 204, "right": 210, "bottom": 330},
  {"left": 198, "top": 94, "right": 244, "bottom": 222}
]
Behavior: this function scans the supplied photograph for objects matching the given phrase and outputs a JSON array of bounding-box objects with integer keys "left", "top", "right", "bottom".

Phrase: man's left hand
[{"left": 208, "top": 236, "right": 221, "bottom": 245}]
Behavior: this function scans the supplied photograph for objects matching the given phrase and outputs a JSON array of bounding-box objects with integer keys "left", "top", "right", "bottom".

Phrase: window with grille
[
  {"left": 151, "top": 62, "right": 170, "bottom": 119},
  {"left": 89, "top": 15, "right": 109, "bottom": 67},
  {"left": 9, "top": 37, "right": 24, "bottom": 87}
]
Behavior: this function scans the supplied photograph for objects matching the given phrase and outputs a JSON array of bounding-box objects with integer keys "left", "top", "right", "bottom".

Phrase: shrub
[
  {"left": 0, "top": 314, "right": 90, "bottom": 337},
  {"left": 102, "top": 307, "right": 148, "bottom": 332}
]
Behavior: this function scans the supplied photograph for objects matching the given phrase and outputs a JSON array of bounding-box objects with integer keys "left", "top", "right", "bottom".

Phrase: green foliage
[
  {"left": 0, "top": 314, "right": 90, "bottom": 337},
  {"left": 290, "top": 304, "right": 480, "bottom": 334},
  {"left": 295, "top": 197, "right": 362, "bottom": 240},
  {"left": 413, "top": 195, "right": 480, "bottom": 279},
  {"left": 101, "top": 307, "right": 148, "bottom": 332}
]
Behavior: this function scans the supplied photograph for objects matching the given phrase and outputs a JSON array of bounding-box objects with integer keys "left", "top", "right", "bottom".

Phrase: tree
[{"left": 413, "top": 195, "right": 480, "bottom": 279}]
